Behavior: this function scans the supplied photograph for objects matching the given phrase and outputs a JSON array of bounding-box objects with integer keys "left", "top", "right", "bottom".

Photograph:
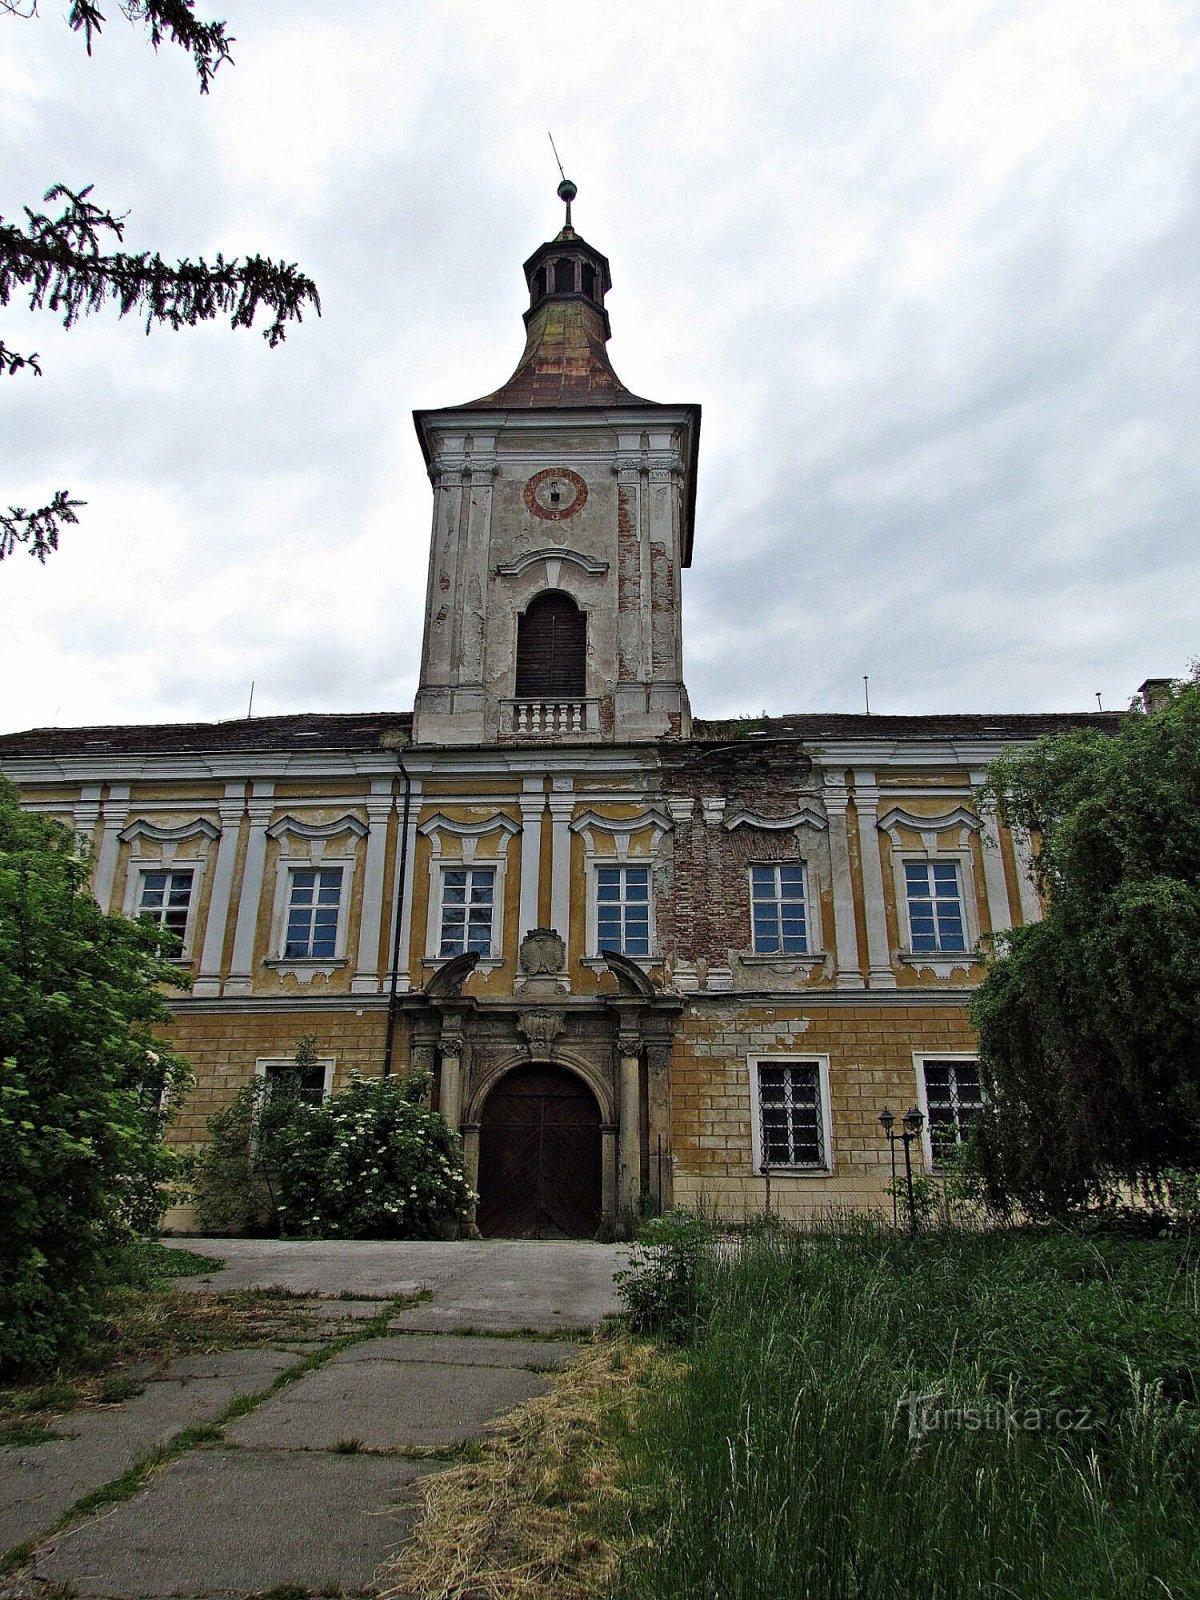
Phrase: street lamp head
[
  {"left": 902, "top": 1105, "right": 924, "bottom": 1136},
  {"left": 878, "top": 1107, "right": 895, "bottom": 1135}
]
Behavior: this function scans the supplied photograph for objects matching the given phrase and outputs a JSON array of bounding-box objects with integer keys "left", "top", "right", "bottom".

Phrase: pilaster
[
  {"left": 193, "top": 782, "right": 246, "bottom": 998},
  {"left": 822, "top": 772, "right": 865, "bottom": 990},
  {"left": 351, "top": 781, "right": 395, "bottom": 994},
  {"left": 224, "top": 782, "right": 275, "bottom": 996},
  {"left": 851, "top": 773, "right": 896, "bottom": 990}
]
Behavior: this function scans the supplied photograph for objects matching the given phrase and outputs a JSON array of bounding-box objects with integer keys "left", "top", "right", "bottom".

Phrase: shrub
[
  {"left": 190, "top": 1074, "right": 308, "bottom": 1235},
  {"left": 275, "top": 1070, "right": 475, "bottom": 1239},
  {"left": 615, "top": 1210, "right": 714, "bottom": 1339}
]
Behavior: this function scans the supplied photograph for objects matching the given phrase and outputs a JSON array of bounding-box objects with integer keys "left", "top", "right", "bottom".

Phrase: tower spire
[{"left": 547, "top": 131, "right": 577, "bottom": 232}]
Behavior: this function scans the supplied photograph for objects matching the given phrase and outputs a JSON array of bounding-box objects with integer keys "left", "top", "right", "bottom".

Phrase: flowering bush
[{"left": 274, "top": 1070, "right": 475, "bottom": 1239}]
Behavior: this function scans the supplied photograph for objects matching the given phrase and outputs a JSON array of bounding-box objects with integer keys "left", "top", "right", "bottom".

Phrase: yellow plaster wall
[{"left": 671, "top": 1001, "right": 977, "bottom": 1221}]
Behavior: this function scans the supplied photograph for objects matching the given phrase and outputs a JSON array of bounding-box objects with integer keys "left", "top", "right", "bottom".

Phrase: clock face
[{"left": 524, "top": 467, "right": 588, "bottom": 521}]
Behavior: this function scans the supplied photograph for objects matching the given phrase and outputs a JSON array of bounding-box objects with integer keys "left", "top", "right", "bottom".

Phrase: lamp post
[{"left": 878, "top": 1105, "right": 925, "bottom": 1234}]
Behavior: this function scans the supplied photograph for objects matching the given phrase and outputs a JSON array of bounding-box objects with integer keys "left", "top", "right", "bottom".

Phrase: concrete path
[{"left": 2, "top": 1240, "right": 627, "bottom": 1599}]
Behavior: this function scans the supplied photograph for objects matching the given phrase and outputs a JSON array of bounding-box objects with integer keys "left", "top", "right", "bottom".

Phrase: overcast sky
[{"left": 3, "top": 0, "right": 1197, "bottom": 733}]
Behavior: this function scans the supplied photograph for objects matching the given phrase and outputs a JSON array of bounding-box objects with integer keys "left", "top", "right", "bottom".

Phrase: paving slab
[
  {"left": 226, "top": 1356, "right": 553, "bottom": 1451},
  {"left": 33, "top": 1447, "right": 431, "bottom": 1598},
  {"left": 330, "top": 1333, "right": 579, "bottom": 1370},
  {"left": 173, "top": 1238, "right": 626, "bottom": 1331},
  {"left": 0, "top": 1350, "right": 294, "bottom": 1554}
]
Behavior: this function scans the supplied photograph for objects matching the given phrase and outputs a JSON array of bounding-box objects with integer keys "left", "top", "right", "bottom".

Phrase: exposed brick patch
[{"left": 616, "top": 487, "right": 638, "bottom": 682}]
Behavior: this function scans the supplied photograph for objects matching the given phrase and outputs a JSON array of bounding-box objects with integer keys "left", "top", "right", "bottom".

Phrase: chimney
[{"left": 1137, "top": 678, "right": 1175, "bottom": 715}]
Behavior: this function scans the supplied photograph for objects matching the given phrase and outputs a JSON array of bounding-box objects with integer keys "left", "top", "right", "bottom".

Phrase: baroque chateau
[{"left": 0, "top": 187, "right": 1127, "bottom": 1236}]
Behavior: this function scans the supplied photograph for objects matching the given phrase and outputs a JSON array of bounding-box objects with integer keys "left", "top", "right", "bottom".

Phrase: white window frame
[
  {"left": 255, "top": 1055, "right": 336, "bottom": 1104},
  {"left": 571, "top": 808, "right": 673, "bottom": 965},
  {"left": 418, "top": 812, "right": 519, "bottom": 970},
  {"left": 280, "top": 864, "right": 347, "bottom": 960},
  {"left": 134, "top": 865, "right": 199, "bottom": 954},
  {"left": 901, "top": 858, "right": 969, "bottom": 955},
  {"left": 877, "top": 806, "right": 982, "bottom": 976},
  {"left": 748, "top": 1053, "right": 834, "bottom": 1174},
  {"left": 265, "top": 814, "right": 366, "bottom": 974},
  {"left": 724, "top": 806, "right": 829, "bottom": 972},
  {"left": 118, "top": 818, "right": 218, "bottom": 962},
  {"left": 592, "top": 860, "right": 654, "bottom": 958},
  {"left": 435, "top": 862, "right": 498, "bottom": 958},
  {"left": 914, "top": 1051, "right": 984, "bottom": 1170},
  {"left": 748, "top": 860, "right": 811, "bottom": 956}
]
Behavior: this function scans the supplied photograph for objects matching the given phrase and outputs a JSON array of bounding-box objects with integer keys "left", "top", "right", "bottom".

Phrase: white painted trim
[
  {"left": 494, "top": 547, "right": 609, "bottom": 580},
  {"left": 419, "top": 811, "right": 518, "bottom": 963},
  {"left": 745, "top": 859, "right": 824, "bottom": 961},
  {"left": 725, "top": 804, "right": 827, "bottom": 833},
  {"left": 270, "top": 854, "right": 358, "bottom": 965},
  {"left": 123, "top": 858, "right": 208, "bottom": 960},
  {"left": 266, "top": 813, "right": 368, "bottom": 844},
  {"left": 747, "top": 1053, "right": 834, "bottom": 1174},
  {"left": 255, "top": 1055, "right": 335, "bottom": 1101}
]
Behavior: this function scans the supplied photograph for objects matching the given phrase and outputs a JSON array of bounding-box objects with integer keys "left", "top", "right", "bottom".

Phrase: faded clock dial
[{"left": 524, "top": 467, "right": 588, "bottom": 521}]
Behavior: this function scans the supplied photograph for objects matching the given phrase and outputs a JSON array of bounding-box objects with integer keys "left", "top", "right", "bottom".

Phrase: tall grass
[{"left": 613, "top": 1221, "right": 1200, "bottom": 1599}]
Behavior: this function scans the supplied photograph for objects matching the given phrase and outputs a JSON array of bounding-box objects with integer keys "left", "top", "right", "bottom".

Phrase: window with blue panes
[
  {"left": 137, "top": 868, "right": 194, "bottom": 947},
  {"left": 439, "top": 866, "right": 495, "bottom": 957},
  {"left": 750, "top": 862, "right": 808, "bottom": 954},
  {"left": 904, "top": 860, "right": 966, "bottom": 952},
  {"left": 596, "top": 864, "right": 651, "bottom": 956},
  {"left": 284, "top": 867, "right": 343, "bottom": 959}
]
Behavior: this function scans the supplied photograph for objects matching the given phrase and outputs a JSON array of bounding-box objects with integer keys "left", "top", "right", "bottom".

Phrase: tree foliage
[
  {"left": 2, "top": 2, "right": 319, "bottom": 561},
  {"left": 969, "top": 673, "right": 1200, "bottom": 1217},
  {"left": 0, "top": 776, "right": 191, "bottom": 1374}
]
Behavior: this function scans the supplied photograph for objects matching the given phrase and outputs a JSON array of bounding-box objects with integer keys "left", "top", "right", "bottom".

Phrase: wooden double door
[{"left": 477, "top": 1064, "right": 602, "bottom": 1238}]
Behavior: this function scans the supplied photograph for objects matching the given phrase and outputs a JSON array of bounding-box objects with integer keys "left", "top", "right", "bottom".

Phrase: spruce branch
[
  {"left": 67, "top": 1, "right": 234, "bottom": 92},
  {"left": 0, "top": 491, "right": 85, "bottom": 562},
  {"left": 0, "top": 184, "right": 321, "bottom": 366}
]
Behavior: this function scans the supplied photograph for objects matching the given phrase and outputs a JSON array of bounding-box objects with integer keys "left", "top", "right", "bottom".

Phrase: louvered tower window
[{"left": 516, "top": 591, "right": 587, "bottom": 698}]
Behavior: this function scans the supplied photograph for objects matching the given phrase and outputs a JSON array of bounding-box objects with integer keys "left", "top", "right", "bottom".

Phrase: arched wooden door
[{"left": 477, "top": 1064, "right": 602, "bottom": 1239}]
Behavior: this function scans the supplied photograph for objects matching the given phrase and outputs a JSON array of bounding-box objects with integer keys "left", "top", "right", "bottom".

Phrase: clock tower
[{"left": 412, "top": 182, "right": 700, "bottom": 745}]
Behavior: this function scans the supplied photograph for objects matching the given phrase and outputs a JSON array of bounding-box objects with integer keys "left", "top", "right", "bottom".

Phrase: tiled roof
[
  {"left": 0, "top": 712, "right": 413, "bottom": 759},
  {"left": 692, "top": 711, "right": 1127, "bottom": 741},
  {"left": 0, "top": 707, "right": 1127, "bottom": 763}
]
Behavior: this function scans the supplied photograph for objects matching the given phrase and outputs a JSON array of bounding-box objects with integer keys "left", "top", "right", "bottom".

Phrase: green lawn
[{"left": 613, "top": 1220, "right": 1200, "bottom": 1600}]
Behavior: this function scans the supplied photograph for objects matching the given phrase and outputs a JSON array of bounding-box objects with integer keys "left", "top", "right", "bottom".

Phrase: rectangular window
[
  {"left": 904, "top": 860, "right": 967, "bottom": 952},
  {"left": 284, "top": 867, "right": 344, "bottom": 959},
  {"left": 750, "top": 862, "right": 808, "bottom": 954},
  {"left": 596, "top": 864, "right": 651, "bottom": 956},
  {"left": 137, "top": 868, "right": 194, "bottom": 949},
  {"left": 262, "top": 1060, "right": 328, "bottom": 1107},
  {"left": 756, "top": 1061, "right": 827, "bottom": 1169},
  {"left": 439, "top": 866, "right": 496, "bottom": 957},
  {"left": 921, "top": 1058, "right": 984, "bottom": 1163}
]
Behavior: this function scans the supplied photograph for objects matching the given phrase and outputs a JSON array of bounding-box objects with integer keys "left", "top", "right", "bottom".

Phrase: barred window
[
  {"left": 439, "top": 866, "right": 496, "bottom": 957},
  {"left": 921, "top": 1059, "right": 984, "bottom": 1163},
  {"left": 284, "top": 867, "right": 343, "bottom": 959},
  {"left": 750, "top": 862, "right": 808, "bottom": 954},
  {"left": 756, "top": 1061, "right": 827, "bottom": 1169},
  {"left": 904, "top": 860, "right": 967, "bottom": 952}
]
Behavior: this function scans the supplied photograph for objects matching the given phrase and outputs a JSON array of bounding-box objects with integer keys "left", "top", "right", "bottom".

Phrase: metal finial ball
[{"left": 557, "top": 178, "right": 578, "bottom": 203}]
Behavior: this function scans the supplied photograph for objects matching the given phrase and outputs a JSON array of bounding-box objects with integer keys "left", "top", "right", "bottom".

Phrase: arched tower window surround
[{"left": 516, "top": 590, "right": 587, "bottom": 698}]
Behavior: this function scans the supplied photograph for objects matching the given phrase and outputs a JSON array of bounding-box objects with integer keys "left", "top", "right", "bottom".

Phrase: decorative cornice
[
  {"left": 418, "top": 811, "right": 521, "bottom": 841},
  {"left": 725, "top": 803, "right": 827, "bottom": 833},
  {"left": 265, "top": 813, "right": 368, "bottom": 843},
  {"left": 495, "top": 546, "right": 609, "bottom": 580},
  {"left": 877, "top": 805, "right": 980, "bottom": 845},
  {"left": 118, "top": 818, "right": 220, "bottom": 845}
]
